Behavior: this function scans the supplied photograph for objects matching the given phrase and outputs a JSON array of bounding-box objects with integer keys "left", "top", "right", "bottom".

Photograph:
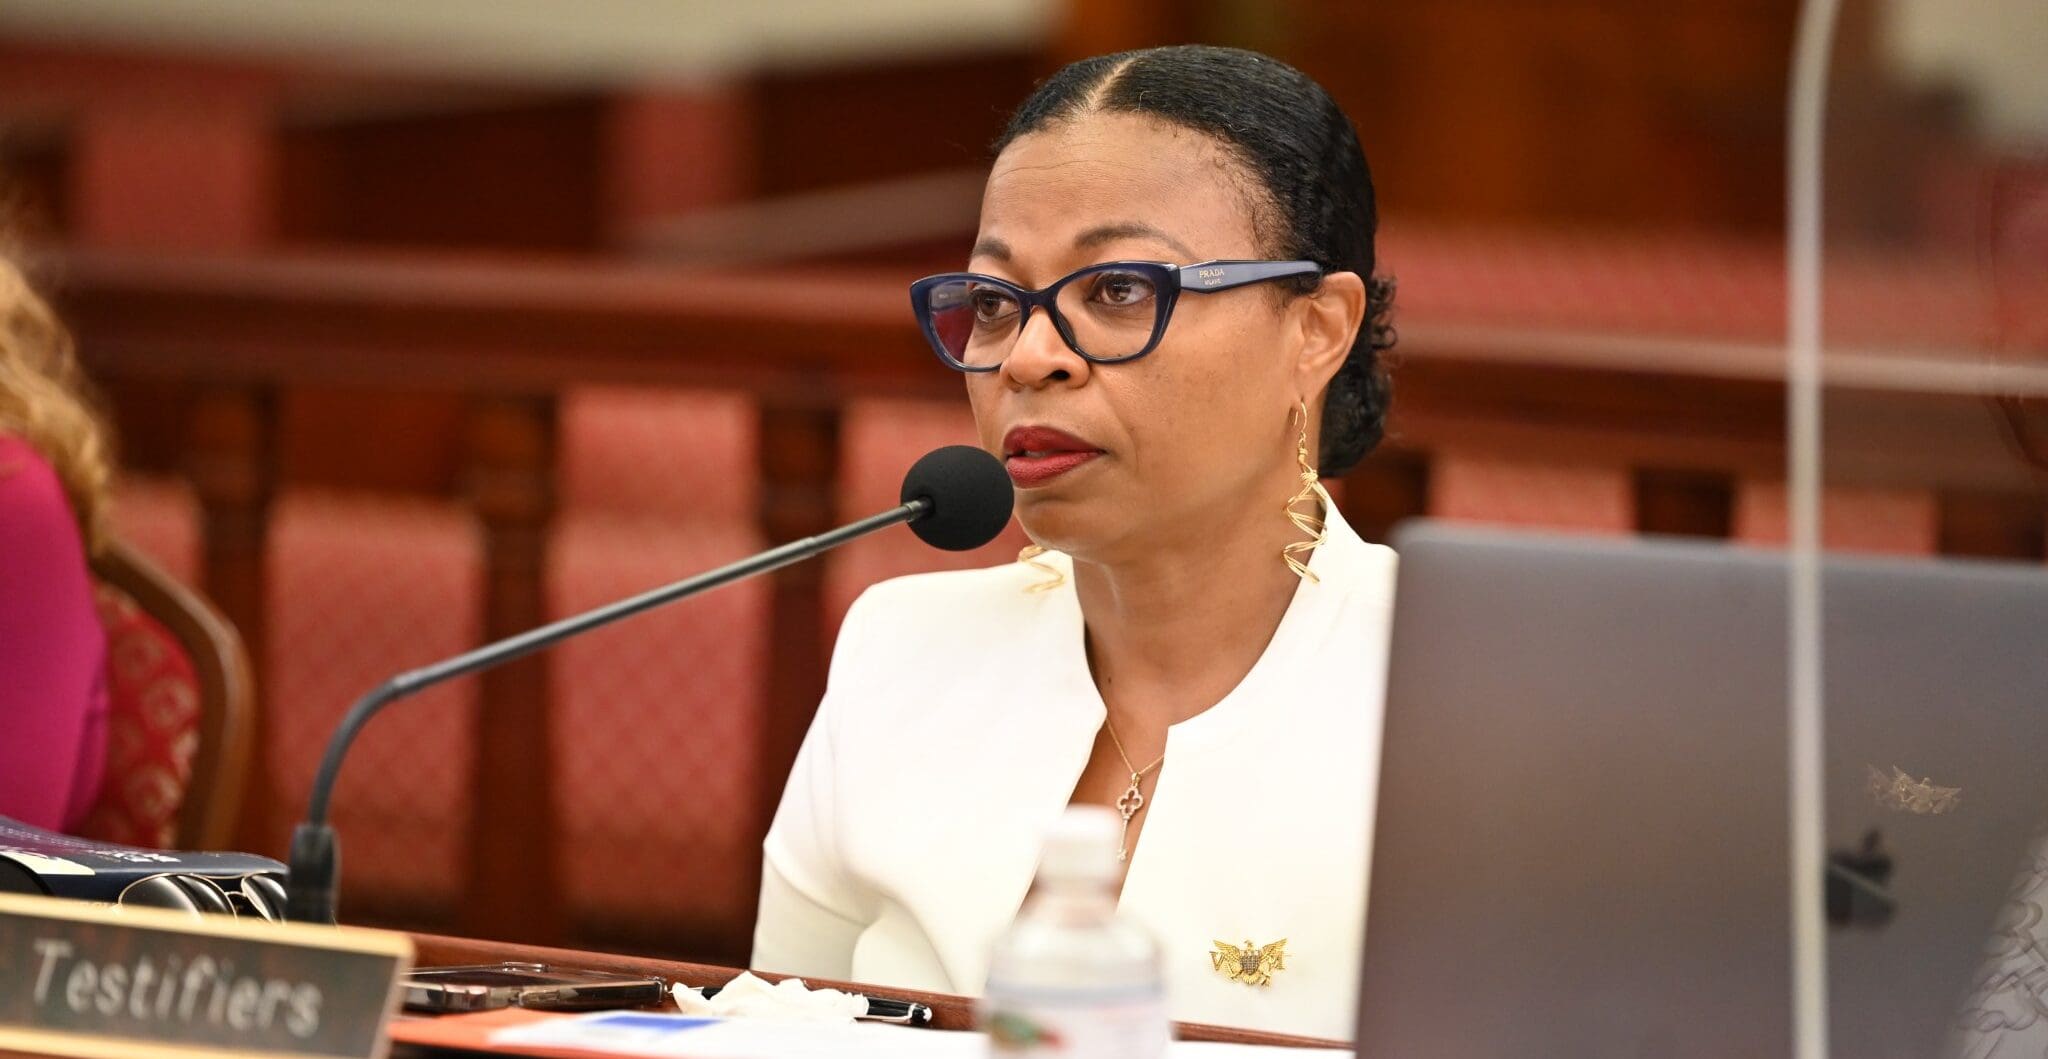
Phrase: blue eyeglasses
[{"left": 909, "top": 259, "right": 1322, "bottom": 372}]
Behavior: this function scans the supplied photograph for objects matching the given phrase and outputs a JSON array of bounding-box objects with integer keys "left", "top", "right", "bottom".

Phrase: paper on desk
[
  {"left": 491, "top": 1013, "right": 969, "bottom": 1057},
  {"left": 491, "top": 1011, "right": 1355, "bottom": 1059},
  {"left": 671, "top": 971, "right": 867, "bottom": 1022},
  {"left": 1174, "top": 1045, "right": 1352, "bottom": 1059}
]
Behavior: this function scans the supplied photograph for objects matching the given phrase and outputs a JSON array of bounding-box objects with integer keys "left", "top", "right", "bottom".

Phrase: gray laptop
[{"left": 1357, "top": 521, "right": 2048, "bottom": 1058}]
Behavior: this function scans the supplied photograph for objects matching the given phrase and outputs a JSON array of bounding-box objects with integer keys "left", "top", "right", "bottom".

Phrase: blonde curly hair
[{"left": 0, "top": 253, "right": 114, "bottom": 552}]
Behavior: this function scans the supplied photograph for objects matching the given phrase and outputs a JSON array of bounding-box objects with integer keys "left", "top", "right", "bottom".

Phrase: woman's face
[{"left": 966, "top": 111, "right": 1352, "bottom": 562}]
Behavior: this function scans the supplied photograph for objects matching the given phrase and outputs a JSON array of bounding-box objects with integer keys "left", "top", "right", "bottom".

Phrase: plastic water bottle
[{"left": 981, "top": 806, "right": 1171, "bottom": 1057}]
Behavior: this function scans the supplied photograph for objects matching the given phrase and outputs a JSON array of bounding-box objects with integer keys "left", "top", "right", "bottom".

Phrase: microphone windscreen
[{"left": 900, "top": 445, "right": 1014, "bottom": 551}]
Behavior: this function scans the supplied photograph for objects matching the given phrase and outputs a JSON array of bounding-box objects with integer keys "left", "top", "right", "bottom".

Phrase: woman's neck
[{"left": 1070, "top": 493, "right": 1314, "bottom": 732}]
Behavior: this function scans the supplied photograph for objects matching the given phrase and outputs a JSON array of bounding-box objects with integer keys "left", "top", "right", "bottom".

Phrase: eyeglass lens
[{"left": 924, "top": 267, "right": 1164, "bottom": 366}]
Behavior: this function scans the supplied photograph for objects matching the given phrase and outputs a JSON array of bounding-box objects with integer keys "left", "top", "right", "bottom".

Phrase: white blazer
[{"left": 752, "top": 507, "right": 1396, "bottom": 1041}]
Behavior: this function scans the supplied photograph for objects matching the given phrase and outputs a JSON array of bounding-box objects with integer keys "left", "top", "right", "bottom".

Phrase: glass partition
[{"left": 1806, "top": 2, "right": 2048, "bottom": 1053}]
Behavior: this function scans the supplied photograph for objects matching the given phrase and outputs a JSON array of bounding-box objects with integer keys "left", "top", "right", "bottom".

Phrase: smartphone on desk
[{"left": 403, "top": 962, "right": 667, "bottom": 1013}]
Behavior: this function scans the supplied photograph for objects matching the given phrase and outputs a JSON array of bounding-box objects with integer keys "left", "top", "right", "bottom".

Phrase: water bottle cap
[{"left": 1038, "top": 806, "right": 1122, "bottom": 882}]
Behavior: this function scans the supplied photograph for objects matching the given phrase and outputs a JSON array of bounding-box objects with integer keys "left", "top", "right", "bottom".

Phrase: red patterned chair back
[{"left": 77, "top": 540, "right": 254, "bottom": 851}]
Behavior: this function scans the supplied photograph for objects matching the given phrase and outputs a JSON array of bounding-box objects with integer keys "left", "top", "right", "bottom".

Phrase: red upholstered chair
[
  {"left": 260, "top": 491, "right": 482, "bottom": 922},
  {"left": 76, "top": 539, "right": 254, "bottom": 851},
  {"left": 552, "top": 388, "right": 769, "bottom": 951}
]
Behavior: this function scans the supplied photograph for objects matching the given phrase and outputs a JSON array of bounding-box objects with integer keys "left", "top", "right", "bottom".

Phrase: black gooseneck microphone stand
[{"left": 283, "top": 499, "right": 927, "bottom": 923}]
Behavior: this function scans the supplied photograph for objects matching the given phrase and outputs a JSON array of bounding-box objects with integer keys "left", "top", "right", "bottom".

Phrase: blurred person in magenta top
[{"left": 0, "top": 253, "right": 112, "bottom": 831}]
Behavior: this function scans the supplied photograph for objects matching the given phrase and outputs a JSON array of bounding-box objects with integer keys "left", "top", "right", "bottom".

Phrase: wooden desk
[
  {"left": 405, "top": 932, "right": 1349, "bottom": 1051},
  {"left": 0, "top": 929, "right": 1345, "bottom": 1059}
]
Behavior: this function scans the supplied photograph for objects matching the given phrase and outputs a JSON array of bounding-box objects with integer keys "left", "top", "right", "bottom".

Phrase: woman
[
  {"left": 754, "top": 45, "right": 1396, "bottom": 1040},
  {"left": 0, "top": 252, "right": 112, "bottom": 832}
]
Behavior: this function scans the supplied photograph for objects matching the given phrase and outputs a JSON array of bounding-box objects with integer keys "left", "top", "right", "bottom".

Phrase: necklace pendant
[
  {"left": 1116, "top": 781, "right": 1145, "bottom": 820},
  {"left": 1115, "top": 777, "right": 1145, "bottom": 863}
]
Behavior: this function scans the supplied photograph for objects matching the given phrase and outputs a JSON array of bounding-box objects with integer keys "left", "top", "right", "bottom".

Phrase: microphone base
[{"left": 285, "top": 823, "right": 340, "bottom": 925}]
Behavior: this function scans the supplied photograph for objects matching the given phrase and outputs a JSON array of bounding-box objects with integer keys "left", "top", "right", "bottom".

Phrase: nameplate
[{"left": 0, "top": 892, "right": 412, "bottom": 1059}]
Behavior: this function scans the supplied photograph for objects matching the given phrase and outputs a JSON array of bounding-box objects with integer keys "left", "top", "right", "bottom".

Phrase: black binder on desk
[{"left": 0, "top": 815, "right": 283, "bottom": 904}]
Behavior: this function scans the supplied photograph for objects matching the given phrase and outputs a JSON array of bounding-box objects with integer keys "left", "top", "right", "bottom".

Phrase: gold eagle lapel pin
[
  {"left": 1211, "top": 938, "right": 1288, "bottom": 986},
  {"left": 1867, "top": 764, "right": 1961, "bottom": 815}
]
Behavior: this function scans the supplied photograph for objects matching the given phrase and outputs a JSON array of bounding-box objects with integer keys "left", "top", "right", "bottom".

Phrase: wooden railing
[{"left": 49, "top": 245, "right": 2045, "bottom": 947}]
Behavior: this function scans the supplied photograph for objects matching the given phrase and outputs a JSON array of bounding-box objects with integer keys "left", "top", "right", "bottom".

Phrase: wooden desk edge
[{"left": 408, "top": 932, "right": 1350, "bottom": 1050}]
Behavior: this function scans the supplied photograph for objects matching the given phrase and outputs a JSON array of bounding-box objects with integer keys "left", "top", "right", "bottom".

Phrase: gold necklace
[{"left": 1103, "top": 717, "right": 1166, "bottom": 863}]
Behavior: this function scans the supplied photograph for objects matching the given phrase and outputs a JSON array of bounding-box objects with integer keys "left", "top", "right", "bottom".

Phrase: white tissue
[{"left": 672, "top": 971, "right": 869, "bottom": 1023}]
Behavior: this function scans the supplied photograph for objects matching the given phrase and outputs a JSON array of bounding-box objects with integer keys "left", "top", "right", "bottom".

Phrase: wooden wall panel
[
  {"left": 1338, "top": 447, "right": 1431, "bottom": 546},
  {"left": 1635, "top": 468, "right": 1737, "bottom": 538},
  {"left": 1937, "top": 490, "right": 2047, "bottom": 561},
  {"left": 1047, "top": 0, "right": 1803, "bottom": 235},
  {"left": 278, "top": 388, "right": 467, "bottom": 496},
  {"left": 0, "top": 123, "right": 72, "bottom": 239},
  {"left": 110, "top": 474, "right": 203, "bottom": 586},
  {"left": 75, "top": 100, "right": 274, "bottom": 249},
  {"left": 278, "top": 97, "right": 608, "bottom": 251},
  {"left": 459, "top": 393, "right": 563, "bottom": 941},
  {"left": 603, "top": 86, "right": 754, "bottom": 239},
  {"left": 0, "top": 42, "right": 284, "bottom": 247},
  {"left": 1427, "top": 453, "right": 1634, "bottom": 533},
  {"left": 9, "top": 5, "right": 1976, "bottom": 257},
  {"left": 751, "top": 52, "right": 1037, "bottom": 198},
  {"left": 103, "top": 378, "right": 189, "bottom": 478},
  {"left": 1732, "top": 480, "right": 1940, "bottom": 555},
  {"left": 182, "top": 384, "right": 279, "bottom": 849},
  {"left": 1300, "top": 1, "right": 1794, "bottom": 233}
]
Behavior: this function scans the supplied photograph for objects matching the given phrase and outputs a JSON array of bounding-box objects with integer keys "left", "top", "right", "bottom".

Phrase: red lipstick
[{"left": 1002, "top": 425, "right": 1103, "bottom": 488}]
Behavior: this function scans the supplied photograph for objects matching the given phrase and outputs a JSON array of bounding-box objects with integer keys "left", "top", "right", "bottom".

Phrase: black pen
[{"left": 696, "top": 986, "right": 936, "bottom": 1027}]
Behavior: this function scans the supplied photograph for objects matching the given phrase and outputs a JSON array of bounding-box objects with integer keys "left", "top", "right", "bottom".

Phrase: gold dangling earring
[
  {"left": 1017, "top": 544, "right": 1066, "bottom": 593},
  {"left": 1282, "top": 399, "right": 1332, "bottom": 583}
]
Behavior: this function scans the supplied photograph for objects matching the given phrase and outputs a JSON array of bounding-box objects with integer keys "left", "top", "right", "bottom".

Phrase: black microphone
[{"left": 285, "top": 445, "right": 1011, "bottom": 924}]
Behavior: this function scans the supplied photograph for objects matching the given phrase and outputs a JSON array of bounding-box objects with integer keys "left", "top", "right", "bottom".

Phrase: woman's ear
[{"left": 1291, "top": 270, "right": 1366, "bottom": 397}]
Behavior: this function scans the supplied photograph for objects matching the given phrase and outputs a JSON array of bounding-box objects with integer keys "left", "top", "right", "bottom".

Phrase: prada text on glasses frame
[{"left": 910, "top": 259, "right": 1323, "bottom": 372}]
